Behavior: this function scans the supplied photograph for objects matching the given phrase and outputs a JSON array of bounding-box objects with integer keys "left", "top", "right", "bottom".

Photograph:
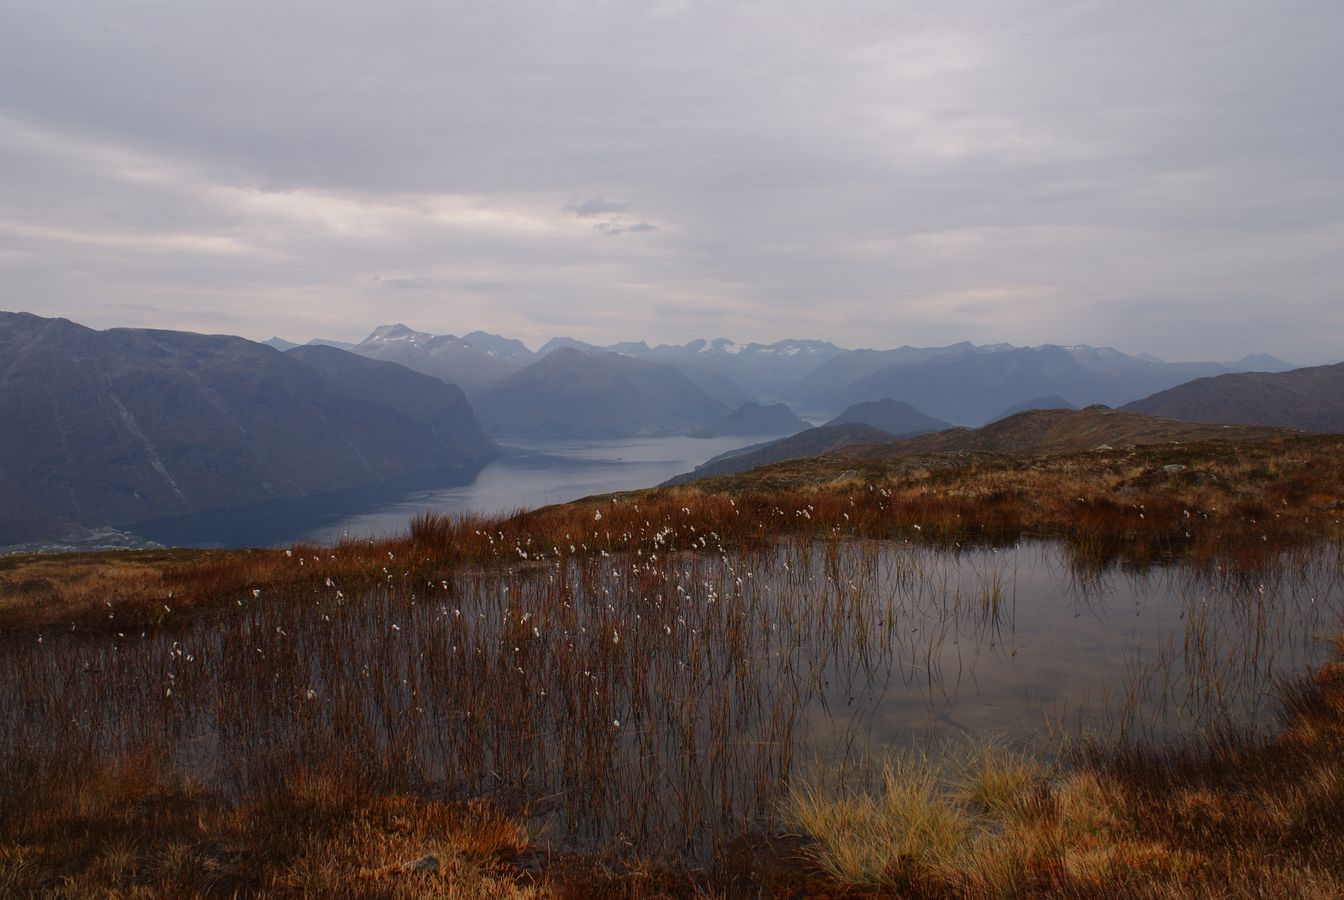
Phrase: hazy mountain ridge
[
  {"left": 473, "top": 347, "right": 728, "bottom": 437},
  {"left": 0, "top": 313, "right": 497, "bottom": 545},
  {"left": 281, "top": 324, "right": 1304, "bottom": 428},
  {"left": 689, "top": 402, "right": 808, "bottom": 438}
]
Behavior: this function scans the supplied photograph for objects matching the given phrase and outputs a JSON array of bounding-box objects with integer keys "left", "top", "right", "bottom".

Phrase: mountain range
[
  {"left": 5, "top": 310, "right": 1330, "bottom": 546},
  {"left": 282, "top": 323, "right": 1302, "bottom": 431}
]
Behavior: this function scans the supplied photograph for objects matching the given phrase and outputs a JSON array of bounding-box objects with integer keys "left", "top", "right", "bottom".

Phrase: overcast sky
[{"left": 2, "top": 1, "right": 1341, "bottom": 362}]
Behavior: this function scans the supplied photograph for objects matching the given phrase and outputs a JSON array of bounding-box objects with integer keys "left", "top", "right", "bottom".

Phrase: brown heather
[{"left": 2, "top": 433, "right": 1344, "bottom": 897}]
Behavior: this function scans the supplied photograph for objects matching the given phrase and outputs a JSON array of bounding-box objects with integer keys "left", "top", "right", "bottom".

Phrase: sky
[{"left": 1, "top": 1, "right": 1341, "bottom": 363}]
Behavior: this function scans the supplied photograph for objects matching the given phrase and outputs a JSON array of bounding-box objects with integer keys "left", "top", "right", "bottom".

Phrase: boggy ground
[{"left": 3, "top": 433, "right": 1344, "bottom": 896}]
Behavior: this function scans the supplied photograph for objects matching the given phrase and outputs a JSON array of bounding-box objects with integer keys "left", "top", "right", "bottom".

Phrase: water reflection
[{"left": 10, "top": 539, "right": 1340, "bottom": 858}]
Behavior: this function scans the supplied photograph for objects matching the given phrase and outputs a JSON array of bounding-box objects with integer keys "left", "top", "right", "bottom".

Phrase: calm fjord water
[{"left": 132, "top": 434, "right": 784, "bottom": 548}]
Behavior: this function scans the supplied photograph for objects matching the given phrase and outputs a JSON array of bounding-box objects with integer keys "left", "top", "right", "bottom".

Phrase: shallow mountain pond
[{"left": 7, "top": 538, "right": 1341, "bottom": 857}]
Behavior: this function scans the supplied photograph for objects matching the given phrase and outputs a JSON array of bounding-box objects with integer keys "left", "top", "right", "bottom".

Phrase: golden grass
[{"left": 783, "top": 652, "right": 1344, "bottom": 897}]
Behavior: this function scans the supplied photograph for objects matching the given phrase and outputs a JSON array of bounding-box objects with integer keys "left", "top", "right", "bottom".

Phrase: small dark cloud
[
  {"left": 564, "top": 196, "right": 631, "bottom": 217},
  {"left": 594, "top": 220, "right": 657, "bottom": 237}
]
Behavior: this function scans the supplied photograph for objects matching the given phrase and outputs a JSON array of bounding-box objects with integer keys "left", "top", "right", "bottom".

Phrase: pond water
[
  {"left": 129, "top": 434, "right": 787, "bottom": 548},
  {"left": 10, "top": 537, "right": 1341, "bottom": 858}
]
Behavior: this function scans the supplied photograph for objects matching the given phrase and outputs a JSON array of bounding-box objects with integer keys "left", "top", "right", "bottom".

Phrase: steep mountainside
[
  {"left": 823, "top": 398, "right": 951, "bottom": 436},
  {"left": 690, "top": 402, "right": 808, "bottom": 438},
  {"left": 352, "top": 324, "right": 519, "bottom": 394},
  {"left": 0, "top": 313, "right": 497, "bottom": 544},
  {"left": 1122, "top": 363, "right": 1344, "bottom": 432},
  {"left": 473, "top": 347, "right": 728, "bottom": 437},
  {"left": 663, "top": 424, "right": 893, "bottom": 485}
]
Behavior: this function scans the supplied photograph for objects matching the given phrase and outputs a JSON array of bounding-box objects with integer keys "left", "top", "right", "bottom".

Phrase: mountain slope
[
  {"left": 663, "top": 424, "right": 893, "bottom": 485},
  {"left": 1122, "top": 363, "right": 1344, "bottom": 432},
  {"left": 0, "top": 313, "right": 497, "bottom": 544},
  {"left": 847, "top": 407, "right": 1285, "bottom": 461},
  {"left": 473, "top": 347, "right": 728, "bottom": 437}
]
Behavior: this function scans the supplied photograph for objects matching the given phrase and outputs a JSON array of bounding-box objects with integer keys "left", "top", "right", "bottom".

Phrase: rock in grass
[{"left": 400, "top": 854, "right": 440, "bottom": 873}]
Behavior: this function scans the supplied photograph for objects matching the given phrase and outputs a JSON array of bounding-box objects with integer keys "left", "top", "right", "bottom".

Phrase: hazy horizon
[{"left": 3, "top": 2, "right": 1340, "bottom": 363}]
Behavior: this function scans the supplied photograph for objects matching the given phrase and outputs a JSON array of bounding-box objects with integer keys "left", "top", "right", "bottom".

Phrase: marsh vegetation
[{"left": 3, "top": 436, "right": 1344, "bottom": 895}]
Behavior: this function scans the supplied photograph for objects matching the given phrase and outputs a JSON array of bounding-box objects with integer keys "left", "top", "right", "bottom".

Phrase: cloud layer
[{"left": 1, "top": 1, "right": 1340, "bottom": 361}]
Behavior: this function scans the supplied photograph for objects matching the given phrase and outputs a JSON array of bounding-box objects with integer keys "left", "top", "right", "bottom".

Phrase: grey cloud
[
  {"left": 564, "top": 196, "right": 632, "bottom": 217},
  {"left": 0, "top": 2, "right": 1340, "bottom": 361},
  {"left": 593, "top": 220, "right": 657, "bottom": 237}
]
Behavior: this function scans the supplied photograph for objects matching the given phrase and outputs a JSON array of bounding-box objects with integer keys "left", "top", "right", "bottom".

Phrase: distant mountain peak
[
  {"left": 363, "top": 323, "right": 426, "bottom": 345},
  {"left": 1230, "top": 353, "right": 1298, "bottom": 373}
]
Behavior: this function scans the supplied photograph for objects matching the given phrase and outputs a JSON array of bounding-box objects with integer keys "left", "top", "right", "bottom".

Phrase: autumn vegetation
[{"left": 3, "top": 433, "right": 1344, "bottom": 896}]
